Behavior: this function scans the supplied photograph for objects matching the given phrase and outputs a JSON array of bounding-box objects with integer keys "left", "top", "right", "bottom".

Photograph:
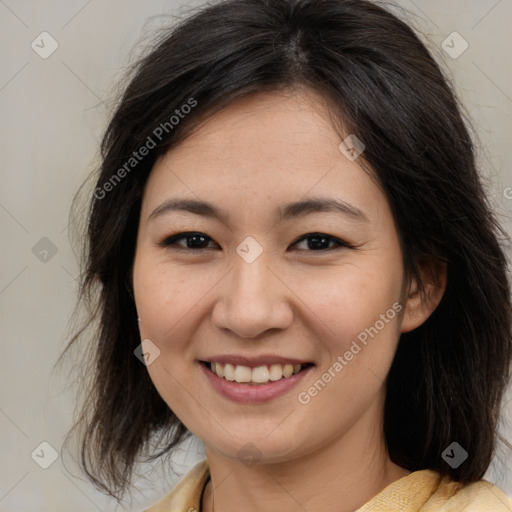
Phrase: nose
[{"left": 211, "top": 250, "right": 294, "bottom": 339}]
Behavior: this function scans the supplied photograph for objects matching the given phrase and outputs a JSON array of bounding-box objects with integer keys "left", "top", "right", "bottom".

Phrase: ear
[{"left": 400, "top": 260, "right": 447, "bottom": 334}]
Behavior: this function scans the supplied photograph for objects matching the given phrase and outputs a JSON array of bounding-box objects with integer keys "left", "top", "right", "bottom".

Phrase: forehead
[
  {"left": 141, "top": 89, "right": 389, "bottom": 226},
  {"left": 165, "top": 89, "right": 341, "bottom": 168}
]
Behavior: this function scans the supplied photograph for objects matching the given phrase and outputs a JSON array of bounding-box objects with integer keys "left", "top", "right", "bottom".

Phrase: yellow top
[{"left": 145, "top": 459, "right": 512, "bottom": 511}]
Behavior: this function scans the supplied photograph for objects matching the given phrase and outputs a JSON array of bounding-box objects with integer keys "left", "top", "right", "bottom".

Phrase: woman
[{"left": 65, "top": 0, "right": 512, "bottom": 510}]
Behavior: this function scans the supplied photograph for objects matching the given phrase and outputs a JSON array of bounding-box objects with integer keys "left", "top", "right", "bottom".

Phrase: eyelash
[{"left": 156, "top": 231, "right": 352, "bottom": 252}]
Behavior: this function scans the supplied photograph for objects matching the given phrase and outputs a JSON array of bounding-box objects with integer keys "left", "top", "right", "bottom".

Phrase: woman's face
[{"left": 133, "top": 89, "right": 412, "bottom": 464}]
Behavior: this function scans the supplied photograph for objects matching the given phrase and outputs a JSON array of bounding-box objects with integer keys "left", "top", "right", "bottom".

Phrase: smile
[
  {"left": 199, "top": 359, "right": 314, "bottom": 403},
  {"left": 206, "top": 362, "right": 309, "bottom": 384}
]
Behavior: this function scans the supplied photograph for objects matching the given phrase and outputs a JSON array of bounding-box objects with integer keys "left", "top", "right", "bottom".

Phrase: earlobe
[{"left": 400, "top": 260, "right": 447, "bottom": 334}]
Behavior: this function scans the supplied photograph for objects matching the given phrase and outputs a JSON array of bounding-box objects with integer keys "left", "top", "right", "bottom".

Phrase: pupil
[
  {"left": 309, "top": 235, "right": 329, "bottom": 250},
  {"left": 189, "top": 234, "right": 207, "bottom": 248}
]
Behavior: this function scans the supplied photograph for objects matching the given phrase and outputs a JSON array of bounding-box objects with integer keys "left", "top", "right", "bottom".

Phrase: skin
[{"left": 132, "top": 88, "right": 446, "bottom": 512}]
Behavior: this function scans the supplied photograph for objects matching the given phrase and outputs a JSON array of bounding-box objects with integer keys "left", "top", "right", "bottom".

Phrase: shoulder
[
  {"left": 144, "top": 459, "right": 210, "bottom": 512},
  {"left": 424, "top": 476, "right": 512, "bottom": 511},
  {"left": 358, "top": 469, "right": 512, "bottom": 511},
  {"left": 144, "top": 462, "right": 512, "bottom": 512}
]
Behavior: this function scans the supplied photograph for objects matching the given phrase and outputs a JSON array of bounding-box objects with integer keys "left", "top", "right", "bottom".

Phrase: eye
[
  {"left": 291, "top": 233, "right": 350, "bottom": 251},
  {"left": 157, "top": 231, "right": 351, "bottom": 252},
  {"left": 157, "top": 232, "right": 219, "bottom": 251}
]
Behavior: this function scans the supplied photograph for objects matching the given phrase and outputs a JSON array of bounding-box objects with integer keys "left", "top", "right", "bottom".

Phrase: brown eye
[
  {"left": 158, "top": 232, "right": 219, "bottom": 250},
  {"left": 292, "top": 233, "right": 349, "bottom": 251}
]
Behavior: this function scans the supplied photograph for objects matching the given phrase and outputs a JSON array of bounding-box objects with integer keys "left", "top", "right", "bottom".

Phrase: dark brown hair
[{"left": 63, "top": 0, "right": 512, "bottom": 499}]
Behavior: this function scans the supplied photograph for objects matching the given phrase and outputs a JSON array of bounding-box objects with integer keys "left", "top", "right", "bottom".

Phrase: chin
[{"left": 203, "top": 428, "right": 307, "bottom": 464}]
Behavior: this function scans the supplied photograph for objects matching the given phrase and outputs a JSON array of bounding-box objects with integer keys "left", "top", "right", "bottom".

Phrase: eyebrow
[
  {"left": 280, "top": 197, "right": 369, "bottom": 222},
  {"left": 148, "top": 197, "right": 369, "bottom": 224}
]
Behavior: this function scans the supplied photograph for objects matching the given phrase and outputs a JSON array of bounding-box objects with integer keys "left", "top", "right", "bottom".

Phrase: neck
[{"left": 201, "top": 404, "right": 410, "bottom": 512}]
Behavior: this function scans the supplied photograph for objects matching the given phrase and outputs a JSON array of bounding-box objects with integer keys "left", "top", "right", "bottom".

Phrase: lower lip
[{"left": 200, "top": 363, "right": 314, "bottom": 404}]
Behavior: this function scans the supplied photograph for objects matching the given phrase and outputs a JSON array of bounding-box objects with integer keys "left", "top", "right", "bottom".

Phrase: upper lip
[{"left": 201, "top": 354, "right": 313, "bottom": 368}]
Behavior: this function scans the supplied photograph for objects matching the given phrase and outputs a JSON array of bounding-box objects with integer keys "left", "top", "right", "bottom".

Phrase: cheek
[
  {"left": 294, "top": 261, "right": 403, "bottom": 347},
  {"left": 133, "top": 260, "right": 207, "bottom": 421},
  {"left": 133, "top": 258, "right": 208, "bottom": 344},
  {"left": 292, "top": 257, "right": 404, "bottom": 410},
  {"left": 294, "top": 301, "right": 402, "bottom": 447}
]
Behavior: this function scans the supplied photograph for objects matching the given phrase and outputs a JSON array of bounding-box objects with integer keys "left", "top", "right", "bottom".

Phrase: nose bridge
[
  {"left": 212, "top": 245, "right": 293, "bottom": 338},
  {"left": 233, "top": 251, "right": 273, "bottom": 303}
]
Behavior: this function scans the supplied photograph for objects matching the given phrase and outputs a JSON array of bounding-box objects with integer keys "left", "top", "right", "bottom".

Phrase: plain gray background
[{"left": 1, "top": 0, "right": 511, "bottom": 510}]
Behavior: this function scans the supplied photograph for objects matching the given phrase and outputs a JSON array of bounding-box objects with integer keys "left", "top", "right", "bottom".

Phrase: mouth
[{"left": 200, "top": 361, "right": 314, "bottom": 385}]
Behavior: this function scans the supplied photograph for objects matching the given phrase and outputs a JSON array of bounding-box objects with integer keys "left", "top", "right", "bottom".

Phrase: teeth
[
  {"left": 234, "top": 365, "right": 252, "bottom": 383},
  {"left": 209, "top": 362, "right": 305, "bottom": 383},
  {"left": 269, "top": 364, "right": 283, "bottom": 381},
  {"left": 282, "top": 364, "right": 293, "bottom": 378},
  {"left": 252, "top": 366, "right": 270, "bottom": 383},
  {"left": 224, "top": 363, "right": 235, "bottom": 381},
  {"left": 215, "top": 362, "right": 224, "bottom": 378}
]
